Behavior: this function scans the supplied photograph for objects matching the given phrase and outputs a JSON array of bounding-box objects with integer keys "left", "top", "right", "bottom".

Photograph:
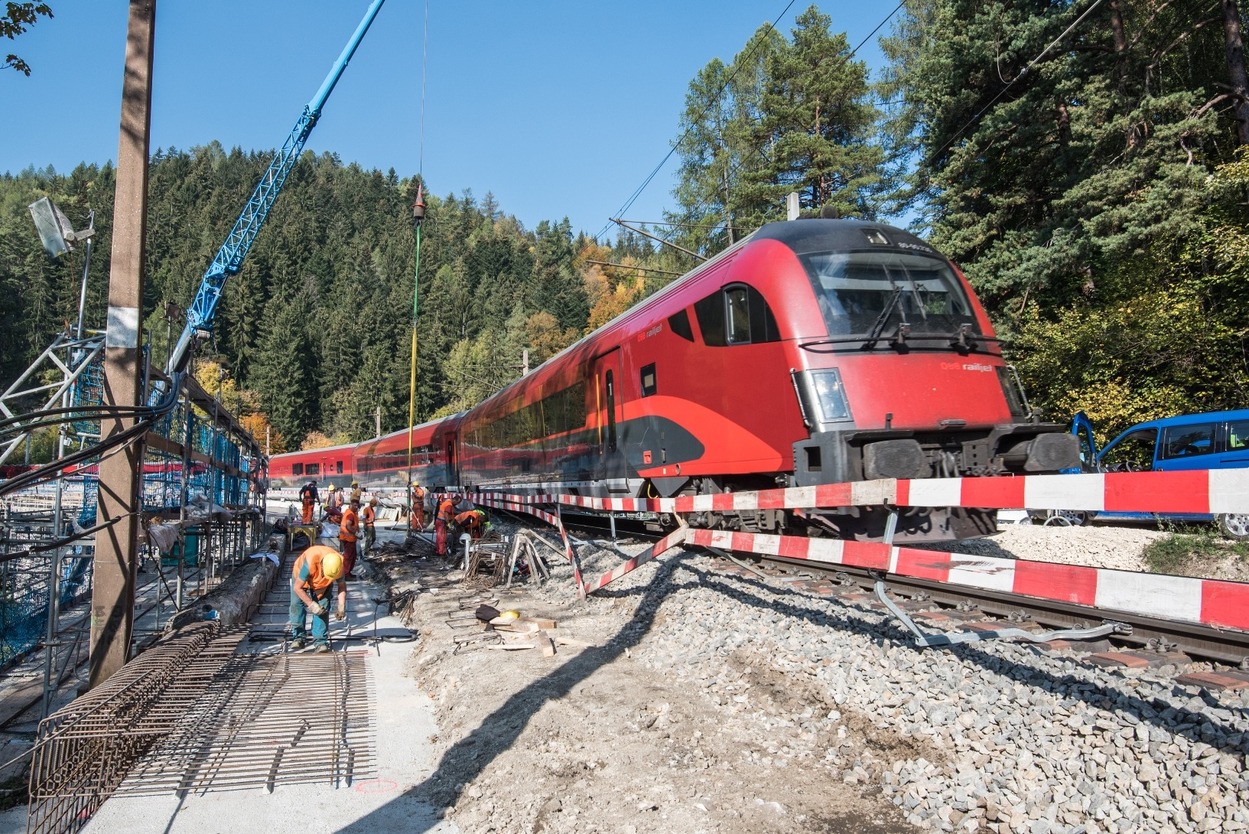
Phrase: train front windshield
[{"left": 801, "top": 250, "right": 979, "bottom": 340}]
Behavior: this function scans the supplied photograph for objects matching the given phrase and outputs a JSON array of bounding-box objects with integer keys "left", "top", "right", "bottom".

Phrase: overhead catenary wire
[
  {"left": 594, "top": 0, "right": 908, "bottom": 249},
  {"left": 592, "top": 0, "right": 799, "bottom": 244},
  {"left": 923, "top": 0, "right": 1107, "bottom": 170}
]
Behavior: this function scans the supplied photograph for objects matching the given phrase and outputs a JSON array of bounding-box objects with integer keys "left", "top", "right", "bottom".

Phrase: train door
[
  {"left": 445, "top": 431, "right": 459, "bottom": 488},
  {"left": 592, "top": 348, "right": 627, "bottom": 487}
]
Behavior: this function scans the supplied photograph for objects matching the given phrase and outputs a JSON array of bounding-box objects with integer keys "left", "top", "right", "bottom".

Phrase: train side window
[
  {"left": 306, "top": 463, "right": 320, "bottom": 475},
  {"left": 694, "top": 293, "right": 726, "bottom": 346},
  {"left": 668, "top": 310, "right": 694, "bottom": 342},
  {"left": 726, "top": 287, "right": 750, "bottom": 344},
  {"left": 640, "top": 363, "right": 657, "bottom": 397},
  {"left": 1230, "top": 420, "right": 1249, "bottom": 450},
  {"left": 336, "top": 460, "right": 344, "bottom": 474},
  {"left": 723, "top": 284, "right": 780, "bottom": 345},
  {"left": 749, "top": 286, "right": 781, "bottom": 343},
  {"left": 293, "top": 463, "right": 303, "bottom": 476}
]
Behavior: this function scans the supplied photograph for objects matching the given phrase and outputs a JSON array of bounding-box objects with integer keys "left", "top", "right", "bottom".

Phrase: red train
[{"left": 270, "top": 218, "right": 1078, "bottom": 542}]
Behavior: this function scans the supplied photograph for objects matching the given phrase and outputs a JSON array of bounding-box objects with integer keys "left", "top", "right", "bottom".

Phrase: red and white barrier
[
  {"left": 550, "top": 470, "right": 1249, "bottom": 516},
  {"left": 686, "top": 529, "right": 1249, "bottom": 633},
  {"left": 467, "top": 471, "right": 1249, "bottom": 631}
]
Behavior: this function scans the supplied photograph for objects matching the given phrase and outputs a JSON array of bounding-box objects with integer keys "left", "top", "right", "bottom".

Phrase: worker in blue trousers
[{"left": 288, "top": 545, "right": 347, "bottom": 652}]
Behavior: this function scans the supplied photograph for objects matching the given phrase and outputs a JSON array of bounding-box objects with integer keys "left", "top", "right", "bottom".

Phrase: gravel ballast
[{"left": 391, "top": 522, "right": 1249, "bottom": 834}]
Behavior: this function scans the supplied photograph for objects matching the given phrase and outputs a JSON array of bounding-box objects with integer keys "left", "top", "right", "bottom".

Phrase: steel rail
[
  {"left": 750, "top": 553, "right": 1249, "bottom": 667},
  {"left": 552, "top": 514, "right": 1249, "bottom": 666}
]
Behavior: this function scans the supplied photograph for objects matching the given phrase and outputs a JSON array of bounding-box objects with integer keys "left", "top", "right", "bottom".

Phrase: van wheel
[
  {"left": 1217, "top": 513, "right": 1249, "bottom": 540},
  {"left": 1033, "top": 509, "right": 1093, "bottom": 527}
]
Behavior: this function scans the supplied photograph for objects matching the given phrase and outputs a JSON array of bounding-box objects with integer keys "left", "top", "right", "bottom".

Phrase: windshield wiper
[
  {"left": 862, "top": 287, "right": 903, "bottom": 349},
  {"left": 950, "top": 323, "right": 979, "bottom": 353}
]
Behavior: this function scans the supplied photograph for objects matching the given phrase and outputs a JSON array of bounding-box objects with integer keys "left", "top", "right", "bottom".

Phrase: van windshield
[{"left": 800, "top": 250, "right": 978, "bottom": 340}]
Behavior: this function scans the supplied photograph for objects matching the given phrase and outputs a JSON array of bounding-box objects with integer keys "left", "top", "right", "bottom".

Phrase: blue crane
[{"left": 165, "top": 0, "right": 386, "bottom": 377}]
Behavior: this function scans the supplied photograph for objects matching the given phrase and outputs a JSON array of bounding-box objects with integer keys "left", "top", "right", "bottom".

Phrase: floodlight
[{"left": 28, "top": 197, "right": 93, "bottom": 258}]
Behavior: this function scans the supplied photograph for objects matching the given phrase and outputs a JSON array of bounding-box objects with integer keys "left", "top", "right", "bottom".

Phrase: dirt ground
[
  {"left": 371, "top": 535, "right": 913, "bottom": 834},
  {"left": 369, "top": 519, "right": 1249, "bottom": 834}
]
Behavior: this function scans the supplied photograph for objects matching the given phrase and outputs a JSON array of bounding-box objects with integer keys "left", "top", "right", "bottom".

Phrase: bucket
[{"left": 162, "top": 530, "right": 200, "bottom": 567}]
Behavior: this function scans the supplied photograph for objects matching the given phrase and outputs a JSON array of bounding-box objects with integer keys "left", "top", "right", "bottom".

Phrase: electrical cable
[
  {"left": 593, "top": 0, "right": 798, "bottom": 243},
  {"left": 0, "top": 372, "right": 182, "bottom": 499},
  {"left": 0, "top": 513, "right": 133, "bottom": 566},
  {"left": 922, "top": 0, "right": 1107, "bottom": 170},
  {"left": 0, "top": 404, "right": 156, "bottom": 432}
]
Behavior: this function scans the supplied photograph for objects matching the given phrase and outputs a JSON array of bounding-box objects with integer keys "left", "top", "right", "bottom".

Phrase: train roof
[{"left": 751, "top": 217, "right": 941, "bottom": 259}]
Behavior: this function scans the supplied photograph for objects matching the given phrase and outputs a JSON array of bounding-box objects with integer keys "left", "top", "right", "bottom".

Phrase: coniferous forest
[{"left": 2, "top": 1, "right": 1248, "bottom": 456}]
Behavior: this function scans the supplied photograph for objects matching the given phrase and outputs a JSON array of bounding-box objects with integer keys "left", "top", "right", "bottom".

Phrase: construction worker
[
  {"left": 454, "top": 507, "right": 489, "bottom": 540},
  {"left": 361, "top": 497, "right": 378, "bottom": 557},
  {"left": 339, "top": 497, "right": 361, "bottom": 578},
  {"left": 410, "top": 482, "right": 426, "bottom": 531},
  {"left": 350, "top": 480, "right": 363, "bottom": 505},
  {"left": 288, "top": 545, "right": 346, "bottom": 652},
  {"left": 298, "top": 479, "right": 319, "bottom": 524},
  {"left": 435, "top": 493, "right": 457, "bottom": 557},
  {"left": 325, "top": 483, "right": 343, "bottom": 523}
]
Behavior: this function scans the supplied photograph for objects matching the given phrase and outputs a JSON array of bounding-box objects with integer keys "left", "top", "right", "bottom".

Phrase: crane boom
[{"left": 166, "top": 0, "right": 386, "bottom": 376}]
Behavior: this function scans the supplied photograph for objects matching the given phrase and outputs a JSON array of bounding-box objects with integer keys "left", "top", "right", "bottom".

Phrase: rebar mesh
[{"left": 26, "top": 624, "right": 374, "bottom": 834}]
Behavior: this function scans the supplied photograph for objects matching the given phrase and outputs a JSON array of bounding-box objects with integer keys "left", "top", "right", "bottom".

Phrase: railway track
[{"left": 551, "top": 511, "right": 1249, "bottom": 681}]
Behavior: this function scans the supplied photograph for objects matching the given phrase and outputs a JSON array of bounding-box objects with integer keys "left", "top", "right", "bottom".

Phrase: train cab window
[
  {"left": 668, "top": 310, "right": 694, "bottom": 342},
  {"left": 726, "top": 288, "right": 750, "bottom": 343},
  {"left": 1230, "top": 420, "right": 1249, "bottom": 450},
  {"left": 700, "top": 284, "right": 780, "bottom": 347},
  {"left": 802, "top": 250, "right": 977, "bottom": 339},
  {"left": 293, "top": 463, "right": 303, "bottom": 476},
  {"left": 640, "top": 363, "right": 657, "bottom": 397}
]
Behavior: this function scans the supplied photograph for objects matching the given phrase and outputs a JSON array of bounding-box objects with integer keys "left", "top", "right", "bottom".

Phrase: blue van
[{"left": 1058, "top": 409, "right": 1249, "bottom": 538}]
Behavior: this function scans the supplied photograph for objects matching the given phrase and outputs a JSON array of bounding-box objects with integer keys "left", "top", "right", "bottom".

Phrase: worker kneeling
[{"left": 288, "top": 545, "right": 347, "bottom": 652}]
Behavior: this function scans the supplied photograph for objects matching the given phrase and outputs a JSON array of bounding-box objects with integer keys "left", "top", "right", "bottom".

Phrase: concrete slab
[{"left": 1, "top": 527, "right": 460, "bottom": 834}]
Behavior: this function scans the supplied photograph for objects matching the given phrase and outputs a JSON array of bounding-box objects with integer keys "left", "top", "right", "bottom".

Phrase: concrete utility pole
[{"left": 89, "top": 0, "right": 156, "bottom": 690}]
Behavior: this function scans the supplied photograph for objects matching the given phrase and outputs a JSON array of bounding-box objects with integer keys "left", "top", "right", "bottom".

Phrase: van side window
[
  {"left": 1229, "top": 420, "right": 1249, "bottom": 450},
  {"left": 1161, "top": 424, "right": 1215, "bottom": 460}
]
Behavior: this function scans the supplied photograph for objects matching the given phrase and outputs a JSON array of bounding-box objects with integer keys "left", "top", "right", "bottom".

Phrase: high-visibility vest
[
  {"left": 437, "top": 498, "right": 455, "bottom": 522},
  {"left": 293, "top": 545, "right": 340, "bottom": 592},
  {"left": 339, "top": 507, "right": 359, "bottom": 542},
  {"left": 362, "top": 505, "right": 376, "bottom": 527}
]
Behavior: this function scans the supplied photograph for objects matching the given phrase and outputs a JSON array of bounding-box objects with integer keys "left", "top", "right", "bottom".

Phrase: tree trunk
[{"left": 1224, "top": 0, "right": 1249, "bottom": 145}]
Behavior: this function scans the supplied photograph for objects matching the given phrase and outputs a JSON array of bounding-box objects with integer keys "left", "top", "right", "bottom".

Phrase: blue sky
[{"left": 2, "top": 1, "right": 898, "bottom": 239}]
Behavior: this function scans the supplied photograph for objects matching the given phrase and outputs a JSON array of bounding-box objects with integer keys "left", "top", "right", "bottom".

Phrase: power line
[
  {"left": 924, "top": 0, "right": 1107, "bottom": 168},
  {"left": 593, "top": 0, "right": 798, "bottom": 243},
  {"left": 595, "top": 0, "right": 908, "bottom": 249}
]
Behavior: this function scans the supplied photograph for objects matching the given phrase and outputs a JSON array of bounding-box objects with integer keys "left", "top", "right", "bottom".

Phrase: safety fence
[{"left": 469, "top": 469, "right": 1249, "bottom": 633}]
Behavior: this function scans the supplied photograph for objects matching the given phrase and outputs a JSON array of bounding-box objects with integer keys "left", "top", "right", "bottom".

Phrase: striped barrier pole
[{"left": 684, "top": 528, "right": 1249, "bottom": 633}]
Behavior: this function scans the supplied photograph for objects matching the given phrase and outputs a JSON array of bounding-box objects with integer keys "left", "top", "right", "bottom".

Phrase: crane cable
[{"left": 406, "top": 0, "right": 429, "bottom": 493}]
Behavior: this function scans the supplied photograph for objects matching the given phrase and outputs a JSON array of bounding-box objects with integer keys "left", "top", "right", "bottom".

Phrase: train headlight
[{"left": 809, "top": 369, "right": 853, "bottom": 424}]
